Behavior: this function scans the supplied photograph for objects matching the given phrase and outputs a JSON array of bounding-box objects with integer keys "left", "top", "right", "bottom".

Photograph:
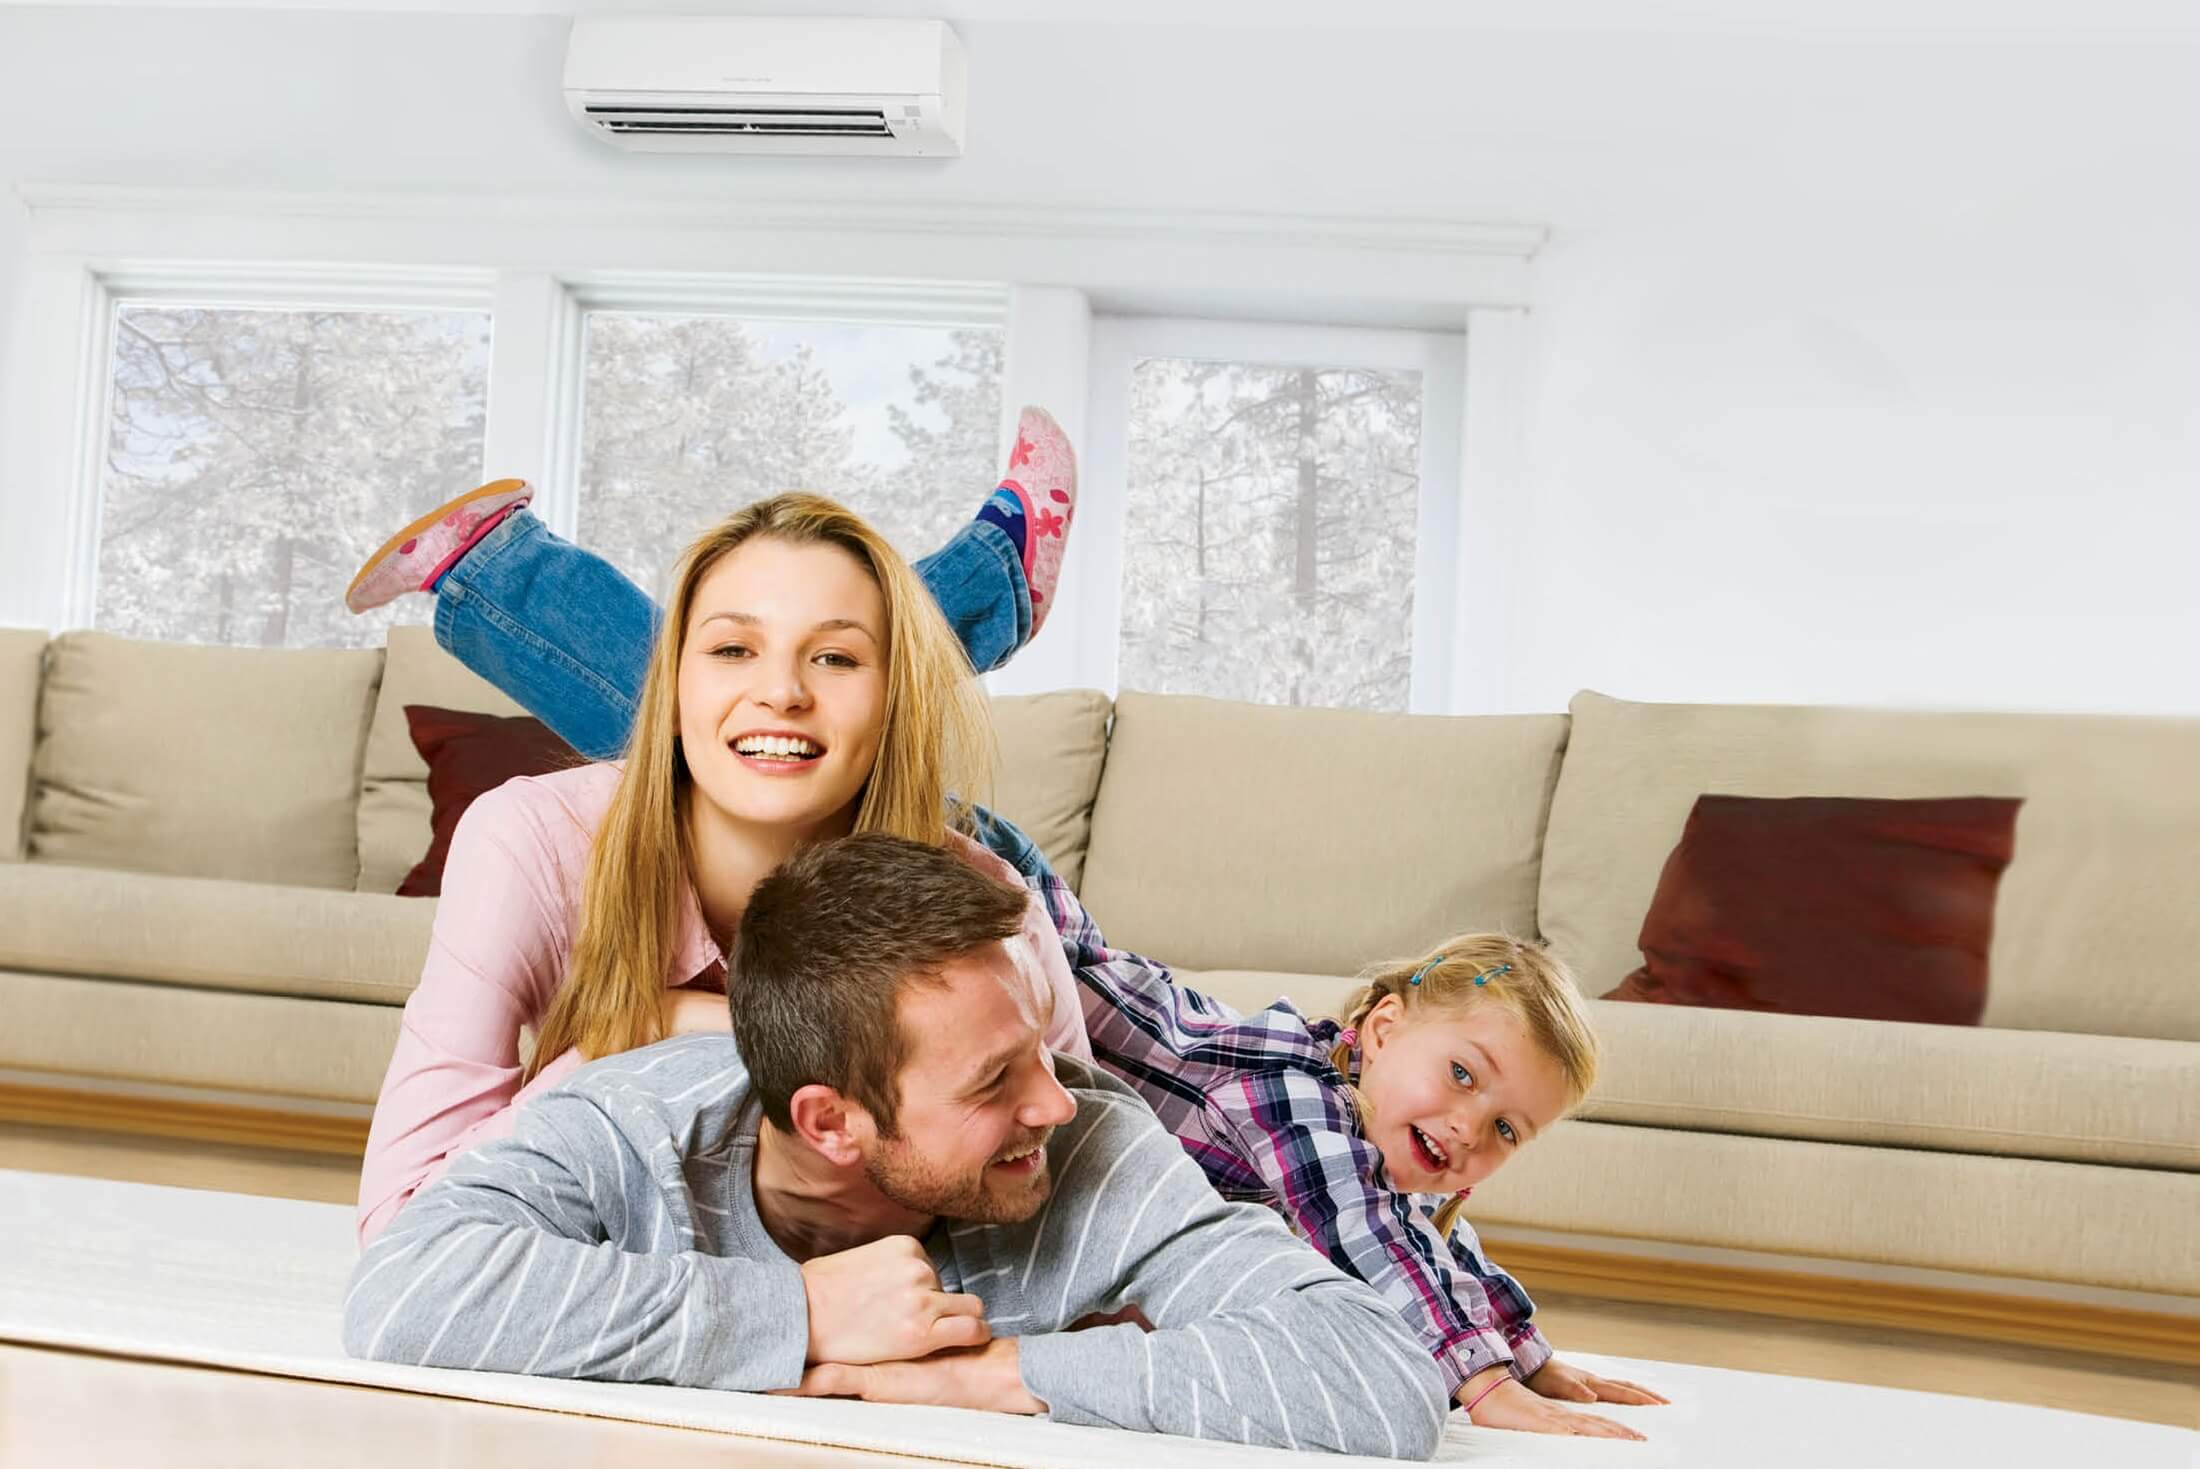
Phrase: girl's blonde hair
[
  {"left": 526, "top": 493, "right": 996, "bottom": 1078},
  {"left": 1329, "top": 932, "right": 1601, "bottom": 1236}
]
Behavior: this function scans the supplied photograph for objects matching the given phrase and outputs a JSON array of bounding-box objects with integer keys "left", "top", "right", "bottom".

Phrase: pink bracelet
[{"left": 1462, "top": 1376, "right": 1508, "bottom": 1417}]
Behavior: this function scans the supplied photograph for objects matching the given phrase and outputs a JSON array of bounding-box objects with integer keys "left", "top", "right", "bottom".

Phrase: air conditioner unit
[{"left": 563, "top": 16, "right": 967, "bottom": 158}]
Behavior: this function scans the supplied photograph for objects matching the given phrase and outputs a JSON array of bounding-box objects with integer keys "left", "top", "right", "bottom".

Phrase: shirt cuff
[
  {"left": 1506, "top": 1324, "right": 1555, "bottom": 1381},
  {"left": 1437, "top": 1329, "right": 1523, "bottom": 1398}
]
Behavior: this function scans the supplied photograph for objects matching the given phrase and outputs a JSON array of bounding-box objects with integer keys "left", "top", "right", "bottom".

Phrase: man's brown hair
[{"left": 729, "top": 833, "right": 1031, "bottom": 1136}]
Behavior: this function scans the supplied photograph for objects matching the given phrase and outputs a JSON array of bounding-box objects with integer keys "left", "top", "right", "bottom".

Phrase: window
[
  {"left": 1094, "top": 319, "right": 1462, "bottom": 713},
  {"left": 44, "top": 251, "right": 1496, "bottom": 714},
  {"left": 96, "top": 303, "right": 491, "bottom": 648},
  {"left": 575, "top": 312, "right": 1003, "bottom": 594}
]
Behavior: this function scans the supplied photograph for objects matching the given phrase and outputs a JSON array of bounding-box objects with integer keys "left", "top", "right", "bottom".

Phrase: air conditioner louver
[{"left": 583, "top": 106, "right": 895, "bottom": 140}]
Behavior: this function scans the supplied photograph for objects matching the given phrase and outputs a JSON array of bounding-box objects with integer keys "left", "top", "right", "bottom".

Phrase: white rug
[{"left": 0, "top": 1171, "right": 2185, "bottom": 1468}]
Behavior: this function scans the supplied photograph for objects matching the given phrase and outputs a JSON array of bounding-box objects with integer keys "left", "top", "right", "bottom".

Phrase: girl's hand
[
  {"left": 1525, "top": 1356, "right": 1670, "bottom": 1407},
  {"left": 659, "top": 988, "right": 732, "bottom": 1037},
  {"left": 1462, "top": 1371, "right": 1646, "bottom": 1440}
]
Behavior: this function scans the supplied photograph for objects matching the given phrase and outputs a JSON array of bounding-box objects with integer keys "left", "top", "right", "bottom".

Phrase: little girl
[{"left": 990, "top": 823, "right": 1667, "bottom": 1441}]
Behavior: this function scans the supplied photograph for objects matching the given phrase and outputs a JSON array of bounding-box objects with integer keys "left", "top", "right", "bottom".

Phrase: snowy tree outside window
[
  {"left": 577, "top": 314, "right": 1003, "bottom": 595},
  {"left": 1120, "top": 357, "right": 1423, "bottom": 711},
  {"left": 96, "top": 305, "right": 491, "bottom": 648}
]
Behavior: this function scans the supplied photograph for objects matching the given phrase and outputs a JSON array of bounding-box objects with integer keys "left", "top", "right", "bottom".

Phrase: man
[{"left": 343, "top": 835, "right": 1447, "bottom": 1458}]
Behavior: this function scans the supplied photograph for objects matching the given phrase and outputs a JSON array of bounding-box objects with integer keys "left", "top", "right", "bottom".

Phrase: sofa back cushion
[
  {"left": 0, "top": 628, "right": 45, "bottom": 861},
  {"left": 986, "top": 690, "right": 1111, "bottom": 891},
  {"left": 30, "top": 631, "right": 380, "bottom": 890},
  {"left": 359, "top": 628, "right": 1114, "bottom": 895},
  {"left": 357, "top": 626, "right": 529, "bottom": 893},
  {"left": 1080, "top": 690, "right": 1570, "bottom": 976},
  {"left": 1539, "top": 691, "right": 2200, "bottom": 1043}
]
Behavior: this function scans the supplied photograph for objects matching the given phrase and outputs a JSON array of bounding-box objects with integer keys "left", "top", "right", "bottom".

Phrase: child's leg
[
  {"left": 927, "top": 405, "right": 1080, "bottom": 667},
  {"left": 430, "top": 508, "right": 654, "bottom": 760},
  {"left": 351, "top": 407, "right": 1079, "bottom": 754},
  {"left": 911, "top": 518, "right": 1028, "bottom": 674}
]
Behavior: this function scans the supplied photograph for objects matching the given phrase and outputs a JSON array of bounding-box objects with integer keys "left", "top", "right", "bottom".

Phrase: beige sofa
[{"left": 2, "top": 626, "right": 2195, "bottom": 1349}]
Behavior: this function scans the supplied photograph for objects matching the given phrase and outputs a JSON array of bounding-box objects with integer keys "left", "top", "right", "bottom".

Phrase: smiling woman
[
  {"left": 354, "top": 489, "right": 1092, "bottom": 1244},
  {"left": 527, "top": 494, "right": 999, "bottom": 1078}
]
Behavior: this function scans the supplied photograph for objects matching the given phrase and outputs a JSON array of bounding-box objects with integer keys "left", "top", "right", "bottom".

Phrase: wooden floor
[
  {"left": 0, "top": 1343, "right": 952, "bottom": 1469},
  {"left": 2, "top": 1119, "right": 2193, "bottom": 1452}
]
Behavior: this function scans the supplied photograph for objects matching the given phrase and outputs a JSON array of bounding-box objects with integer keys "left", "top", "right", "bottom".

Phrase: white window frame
[
  {"left": 1071, "top": 315, "right": 1469, "bottom": 714},
  {"left": 538, "top": 272, "right": 1013, "bottom": 544},
  {"left": 49, "top": 262, "right": 497, "bottom": 632},
  {"left": 6, "top": 190, "right": 1541, "bottom": 691}
]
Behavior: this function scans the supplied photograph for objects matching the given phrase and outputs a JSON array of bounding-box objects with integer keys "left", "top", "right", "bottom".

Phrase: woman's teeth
[{"left": 734, "top": 735, "right": 822, "bottom": 761}]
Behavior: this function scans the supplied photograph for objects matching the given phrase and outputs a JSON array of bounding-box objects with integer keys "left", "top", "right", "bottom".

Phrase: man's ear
[{"left": 787, "top": 1084, "right": 873, "bottom": 1167}]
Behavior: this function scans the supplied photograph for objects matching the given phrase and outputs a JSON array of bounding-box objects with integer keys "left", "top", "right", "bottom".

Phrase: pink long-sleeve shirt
[{"left": 356, "top": 761, "right": 1091, "bottom": 1245}]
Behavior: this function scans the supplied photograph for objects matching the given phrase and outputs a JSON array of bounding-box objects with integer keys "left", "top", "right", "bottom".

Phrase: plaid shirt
[{"left": 970, "top": 811, "right": 1554, "bottom": 1398}]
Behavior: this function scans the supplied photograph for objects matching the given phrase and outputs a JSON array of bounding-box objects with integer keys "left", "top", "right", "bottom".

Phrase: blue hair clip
[{"left": 1411, "top": 957, "right": 1515, "bottom": 988}]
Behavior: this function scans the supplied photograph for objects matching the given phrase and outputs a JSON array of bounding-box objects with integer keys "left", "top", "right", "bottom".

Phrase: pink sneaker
[
  {"left": 999, "top": 406, "right": 1076, "bottom": 635},
  {"left": 344, "top": 479, "right": 532, "bottom": 614}
]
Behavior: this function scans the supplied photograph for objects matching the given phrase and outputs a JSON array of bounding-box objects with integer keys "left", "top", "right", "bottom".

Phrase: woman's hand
[
  {"left": 1525, "top": 1355, "right": 1669, "bottom": 1409},
  {"left": 782, "top": 1338, "right": 1042, "bottom": 1415},
  {"left": 1460, "top": 1366, "right": 1646, "bottom": 1440},
  {"left": 659, "top": 988, "right": 732, "bottom": 1038}
]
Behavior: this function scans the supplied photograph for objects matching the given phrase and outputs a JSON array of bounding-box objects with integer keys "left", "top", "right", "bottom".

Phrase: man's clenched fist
[{"left": 799, "top": 1235, "right": 991, "bottom": 1365}]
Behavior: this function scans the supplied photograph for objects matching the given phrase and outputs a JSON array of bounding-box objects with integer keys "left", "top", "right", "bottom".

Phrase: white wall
[
  {"left": 1, "top": 5, "right": 2196, "bottom": 713},
  {"left": 0, "top": 189, "right": 29, "bottom": 628}
]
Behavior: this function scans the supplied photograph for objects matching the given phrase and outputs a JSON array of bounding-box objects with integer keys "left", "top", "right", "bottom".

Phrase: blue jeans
[{"left": 433, "top": 509, "right": 1032, "bottom": 762}]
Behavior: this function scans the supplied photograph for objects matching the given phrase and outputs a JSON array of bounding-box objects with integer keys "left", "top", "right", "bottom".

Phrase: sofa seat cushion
[
  {"left": 32, "top": 631, "right": 381, "bottom": 890},
  {"left": 0, "top": 970, "right": 401, "bottom": 1105},
  {"left": 1467, "top": 1119, "right": 2200, "bottom": 1296},
  {"left": 1083, "top": 691, "right": 1570, "bottom": 976},
  {"left": 1173, "top": 969, "right": 2196, "bottom": 1173},
  {"left": 1579, "top": 1001, "right": 2198, "bottom": 1172},
  {"left": 0, "top": 863, "right": 433, "bottom": 1007}
]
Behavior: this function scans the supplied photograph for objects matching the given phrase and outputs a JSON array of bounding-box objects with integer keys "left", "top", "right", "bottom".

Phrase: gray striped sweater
[{"left": 343, "top": 1035, "right": 1446, "bottom": 1457}]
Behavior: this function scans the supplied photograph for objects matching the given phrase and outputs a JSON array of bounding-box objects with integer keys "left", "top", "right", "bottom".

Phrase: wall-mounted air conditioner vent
[
  {"left": 582, "top": 106, "right": 896, "bottom": 141},
  {"left": 564, "top": 18, "right": 966, "bottom": 158}
]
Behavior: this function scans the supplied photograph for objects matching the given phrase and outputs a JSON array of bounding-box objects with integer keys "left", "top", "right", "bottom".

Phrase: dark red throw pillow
[
  {"left": 397, "top": 705, "right": 583, "bottom": 898},
  {"left": 1604, "top": 794, "right": 2022, "bottom": 1026}
]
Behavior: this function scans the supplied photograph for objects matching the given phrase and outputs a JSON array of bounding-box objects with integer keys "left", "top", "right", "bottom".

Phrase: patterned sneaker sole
[
  {"left": 1010, "top": 408, "right": 1076, "bottom": 632},
  {"left": 344, "top": 479, "right": 530, "bottom": 615}
]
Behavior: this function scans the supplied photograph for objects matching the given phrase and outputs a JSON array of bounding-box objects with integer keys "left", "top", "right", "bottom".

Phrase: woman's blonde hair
[
  {"left": 1329, "top": 932, "right": 1601, "bottom": 1236},
  {"left": 526, "top": 493, "right": 996, "bottom": 1078}
]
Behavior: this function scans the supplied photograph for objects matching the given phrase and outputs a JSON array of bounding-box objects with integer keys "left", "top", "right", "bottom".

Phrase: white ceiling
[{"left": 3, "top": 0, "right": 2200, "bottom": 32}]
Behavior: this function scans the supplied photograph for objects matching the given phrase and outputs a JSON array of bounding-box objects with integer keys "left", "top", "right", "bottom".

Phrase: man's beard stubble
[{"left": 863, "top": 1128, "right": 1056, "bottom": 1225}]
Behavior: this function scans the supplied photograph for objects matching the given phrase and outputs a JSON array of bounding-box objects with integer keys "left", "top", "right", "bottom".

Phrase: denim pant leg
[
  {"left": 431, "top": 512, "right": 1032, "bottom": 761},
  {"left": 966, "top": 804, "right": 1067, "bottom": 891},
  {"left": 913, "top": 520, "right": 1031, "bottom": 675},
  {"left": 432, "top": 510, "right": 656, "bottom": 761}
]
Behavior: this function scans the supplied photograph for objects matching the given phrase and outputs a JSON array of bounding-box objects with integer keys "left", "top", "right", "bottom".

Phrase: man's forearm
[
  {"left": 1016, "top": 1288, "right": 1447, "bottom": 1459},
  {"left": 343, "top": 1159, "right": 809, "bottom": 1390}
]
